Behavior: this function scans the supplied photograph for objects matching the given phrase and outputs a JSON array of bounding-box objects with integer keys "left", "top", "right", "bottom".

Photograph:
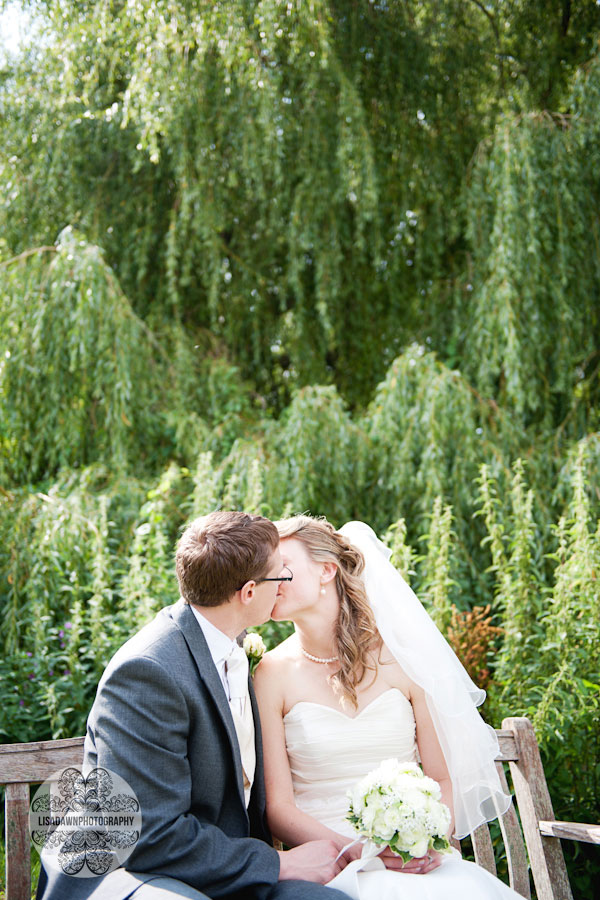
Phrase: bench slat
[
  {"left": 495, "top": 731, "right": 519, "bottom": 762},
  {"left": 0, "top": 736, "right": 85, "bottom": 783},
  {"left": 495, "top": 760, "right": 531, "bottom": 898},
  {"left": 5, "top": 783, "right": 31, "bottom": 900},
  {"left": 471, "top": 823, "right": 497, "bottom": 874}
]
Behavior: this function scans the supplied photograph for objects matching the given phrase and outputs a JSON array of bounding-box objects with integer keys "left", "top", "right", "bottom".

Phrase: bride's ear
[{"left": 320, "top": 561, "right": 337, "bottom": 585}]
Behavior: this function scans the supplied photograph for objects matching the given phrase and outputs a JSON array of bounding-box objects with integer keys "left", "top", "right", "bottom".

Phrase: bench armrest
[{"left": 539, "top": 820, "right": 600, "bottom": 844}]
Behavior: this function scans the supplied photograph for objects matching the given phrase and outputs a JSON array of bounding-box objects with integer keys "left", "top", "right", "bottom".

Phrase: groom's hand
[{"left": 277, "top": 840, "right": 347, "bottom": 883}]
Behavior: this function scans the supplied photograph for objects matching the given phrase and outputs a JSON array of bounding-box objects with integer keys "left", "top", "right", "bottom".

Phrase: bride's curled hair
[{"left": 275, "top": 515, "right": 380, "bottom": 708}]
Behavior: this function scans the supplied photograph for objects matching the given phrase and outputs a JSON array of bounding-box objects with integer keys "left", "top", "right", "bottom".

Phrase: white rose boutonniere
[
  {"left": 347, "top": 758, "right": 452, "bottom": 863},
  {"left": 243, "top": 632, "right": 266, "bottom": 675}
]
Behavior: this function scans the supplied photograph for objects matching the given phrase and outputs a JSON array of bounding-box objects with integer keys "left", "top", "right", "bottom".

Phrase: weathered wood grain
[
  {"left": 539, "top": 820, "right": 600, "bottom": 844},
  {"left": 495, "top": 731, "right": 519, "bottom": 762},
  {"left": 5, "top": 783, "right": 31, "bottom": 900},
  {"left": 472, "top": 822, "right": 497, "bottom": 875},
  {"left": 0, "top": 738, "right": 84, "bottom": 900},
  {"left": 0, "top": 736, "right": 84, "bottom": 783},
  {"left": 495, "top": 760, "right": 531, "bottom": 898}
]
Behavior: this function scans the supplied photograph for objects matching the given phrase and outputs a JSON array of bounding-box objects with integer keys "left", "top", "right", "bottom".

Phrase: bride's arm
[
  {"left": 408, "top": 679, "right": 456, "bottom": 839},
  {"left": 253, "top": 655, "right": 352, "bottom": 855}
]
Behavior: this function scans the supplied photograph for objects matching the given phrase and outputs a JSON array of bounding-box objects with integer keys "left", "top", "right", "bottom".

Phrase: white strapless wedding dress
[{"left": 284, "top": 688, "right": 523, "bottom": 900}]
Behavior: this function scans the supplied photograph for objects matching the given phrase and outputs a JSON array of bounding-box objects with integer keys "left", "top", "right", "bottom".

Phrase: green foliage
[
  {"left": 0, "top": 229, "right": 269, "bottom": 485},
  {"left": 361, "top": 346, "right": 529, "bottom": 608},
  {"left": 479, "top": 451, "right": 600, "bottom": 896},
  {"left": 463, "top": 113, "right": 600, "bottom": 425},
  {"left": 0, "top": 468, "right": 134, "bottom": 738},
  {"left": 2, "top": 1, "right": 597, "bottom": 407},
  {"left": 119, "top": 462, "right": 189, "bottom": 633},
  {"left": 418, "top": 497, "right": 455, "bottom": 632},
  {"left": 476, "top": 459, "right": 546, "bottom": 692},
  {"left": 382, "top": 518, "right": 418, "bottom": 585},
  {"left": 0, "top": 228, "right": 161, "bottom": 482},
  {"left": 268, "top": 385, "right": 365, "bottom": 523}
]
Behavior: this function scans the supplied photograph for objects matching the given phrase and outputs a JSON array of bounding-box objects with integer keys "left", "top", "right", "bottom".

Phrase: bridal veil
[{"left": 339, "top": 521, "right": 511, "bottom": 839}]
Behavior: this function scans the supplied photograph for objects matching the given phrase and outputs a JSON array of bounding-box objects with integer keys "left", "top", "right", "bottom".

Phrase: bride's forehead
[{"left": 279, "top": 536, "right": 310, "bottom": 562}]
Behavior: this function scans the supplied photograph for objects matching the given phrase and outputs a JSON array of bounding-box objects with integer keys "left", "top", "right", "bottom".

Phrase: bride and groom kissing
[{"left": 39, "top": 510, "right": 523, "bottom": 900}]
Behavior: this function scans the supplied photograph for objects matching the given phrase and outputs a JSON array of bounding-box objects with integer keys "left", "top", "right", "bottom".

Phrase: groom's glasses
[
  {"left": 238, "top": 566, "right": 293, "bottom": 591},
  {"left": 256, "top": 565, "right": 293, "bottom": 585}
]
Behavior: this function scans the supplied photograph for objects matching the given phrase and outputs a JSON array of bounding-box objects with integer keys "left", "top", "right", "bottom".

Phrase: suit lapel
[
  {"left": 248, "top": 676, "right": 266, "bottom": 811},
  {"left": 166, "top": 600, "right": 247, "bottom": 811}
]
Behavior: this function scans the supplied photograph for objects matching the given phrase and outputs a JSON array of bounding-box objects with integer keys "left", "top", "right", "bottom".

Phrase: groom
[{"left": 40, "top": 511, "right": 349, "bottom": 900}]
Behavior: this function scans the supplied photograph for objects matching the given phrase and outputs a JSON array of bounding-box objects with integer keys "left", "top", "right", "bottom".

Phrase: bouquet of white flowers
[{"left": 346, "top": 758, "right": 452, "bottom": 863}]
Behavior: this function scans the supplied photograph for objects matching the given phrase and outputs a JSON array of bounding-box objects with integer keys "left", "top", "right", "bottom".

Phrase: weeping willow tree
[
  {"left": 0, "top": 227, "right": 168, "bottom": 481},
  {"left": 1, "top": 0, "right": 598, "bottom": 411},
  {"left": 0, "top": 224, "right": 270, "bottom": 482},
  {"left": 462, "top": 111, "right": 600, "bottom": 430}
]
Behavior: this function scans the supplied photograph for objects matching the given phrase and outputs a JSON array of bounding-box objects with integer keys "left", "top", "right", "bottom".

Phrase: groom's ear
[{"left": 238, "top": 580, "right": 257, "bottom": 607}]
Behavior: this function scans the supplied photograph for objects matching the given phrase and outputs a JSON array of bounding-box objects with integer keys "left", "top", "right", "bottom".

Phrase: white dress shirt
[
  {"left": 190, "top": 605, "right": 236, "bottom": 698},
  {"left": 190, "top": 604, "right": 255, "bottom": 805}
]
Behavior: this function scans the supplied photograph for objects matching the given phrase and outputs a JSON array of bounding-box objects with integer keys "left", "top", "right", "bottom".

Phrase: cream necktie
[{"left": 225, "top": 643, "right": 256, "bottom": 806}]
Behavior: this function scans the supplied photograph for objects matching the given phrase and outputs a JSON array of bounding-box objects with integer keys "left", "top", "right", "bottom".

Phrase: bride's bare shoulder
[{"left": 377, "top": 641, "right": 414, "bottom": 696}]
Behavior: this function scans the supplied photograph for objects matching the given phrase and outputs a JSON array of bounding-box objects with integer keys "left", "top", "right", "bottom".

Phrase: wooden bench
[
  {"left": 1, "top": 718, "right": 598, "bottom": 900},
  {"left": 1, "top": 735, "right": 85, "bottom": 900}
]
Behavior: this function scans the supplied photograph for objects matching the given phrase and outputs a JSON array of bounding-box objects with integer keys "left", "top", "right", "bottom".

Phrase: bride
[{"left": 254, "top": 516, "right": 524, "bottom": 899}]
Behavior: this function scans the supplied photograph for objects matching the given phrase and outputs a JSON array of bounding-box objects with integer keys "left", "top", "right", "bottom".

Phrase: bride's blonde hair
[{"left": 275, "top": 515, "right": 380, "bottom": 708}]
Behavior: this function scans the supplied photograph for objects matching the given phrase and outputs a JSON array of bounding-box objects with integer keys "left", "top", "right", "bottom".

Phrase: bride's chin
[{"left": 270, "top": 602, "right": 297, "bottom": 623}]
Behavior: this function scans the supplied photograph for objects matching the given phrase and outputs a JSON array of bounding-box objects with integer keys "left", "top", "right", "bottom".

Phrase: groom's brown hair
[{"left": 175, "top": 510, "right": 279, "bottom": 607}]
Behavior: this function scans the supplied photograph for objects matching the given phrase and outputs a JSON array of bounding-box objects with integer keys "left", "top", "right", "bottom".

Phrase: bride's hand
[
  {"left": 378, "top": 847, "right": 443, "bottom": 874},
  {"left": 337, "top": 841, "right": 364, "bottom": 863}
]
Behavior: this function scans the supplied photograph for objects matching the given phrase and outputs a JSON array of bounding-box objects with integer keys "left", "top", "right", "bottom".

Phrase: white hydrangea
[
  {"left": 409, "top": 836, "right": 430, "bottom": 858},
  {"left": 346, "top": 757, "right": 452, "bottom": 862},
  {"left": 372, "top": 810, "right": 396, "bottom": 842}
]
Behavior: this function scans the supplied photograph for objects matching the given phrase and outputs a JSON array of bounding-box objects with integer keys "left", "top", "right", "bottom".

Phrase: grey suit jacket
[{"left": 39, "top": 599, "right": 280, "bottom": 899}]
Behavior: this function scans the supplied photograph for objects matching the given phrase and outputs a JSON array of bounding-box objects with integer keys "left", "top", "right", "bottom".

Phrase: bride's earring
[{"left": 320, "top": 585, "right": 326, "bottom": 596}]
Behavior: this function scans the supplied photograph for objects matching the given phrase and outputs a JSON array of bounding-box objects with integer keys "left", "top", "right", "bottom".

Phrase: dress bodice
[
  {"left": 284, "top": 686, "right": 522, "bottom": 898},
  {"left": 284, "top": 688, "right": 417, "bottom": 837}
]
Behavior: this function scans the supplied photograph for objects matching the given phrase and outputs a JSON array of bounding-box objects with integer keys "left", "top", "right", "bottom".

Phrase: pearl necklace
[{"left": 300, "top": 647, "right": 339, "bottom": 664}]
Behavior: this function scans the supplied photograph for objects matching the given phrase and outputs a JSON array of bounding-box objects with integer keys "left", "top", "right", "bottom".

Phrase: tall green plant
[
  {"left": 476, "top": 459, "right": 546, "bottom": 696},
  {"left": 382, "top": 518, "right": 418, "bottom": 585},
  {"left": 532, "top": 450, "right": 600, "bottom": 752},
  {"left": 418, "top": 497, "right": 456, "bottom": 631},
  {"left": 477, "top": 449, "right": 600, "bottom": 884},
  {"left": 0, "top": 470, "right": 130, "bottom": 738}
]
